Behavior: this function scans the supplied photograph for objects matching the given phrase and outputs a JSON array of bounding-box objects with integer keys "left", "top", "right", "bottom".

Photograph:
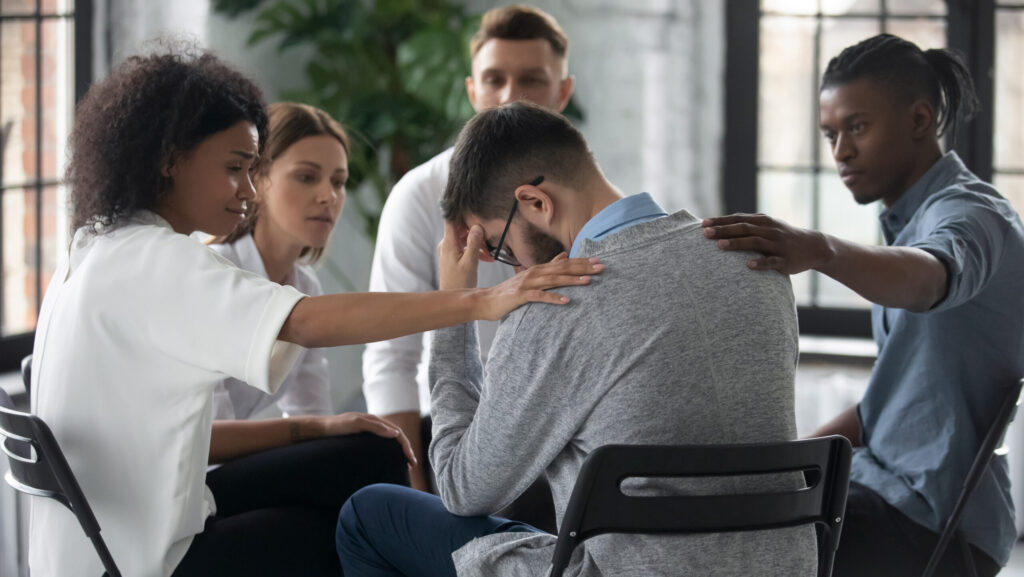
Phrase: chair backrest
[
  {"left": 20, "top": 354, "right": 31, "bottom": 396},
  {"left": 921, "top": 377, "right": 1024, "bottom": 577},
  {"left": 0, "top": 388, "right": 121, "bottom": 577},
  {"left": 549, "top": 436, "right": 853, "bottom": 577}
]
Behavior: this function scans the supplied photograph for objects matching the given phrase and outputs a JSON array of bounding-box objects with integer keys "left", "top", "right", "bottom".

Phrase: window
[
  {"left": 0, "top": 0, "right": 90, "bottom": 371},
  {"left": 994, "top": 1, "right": 1024, "bottom": 211},
  {"left": 725, "top": 0, "right": 1012, "bottom": 337}
]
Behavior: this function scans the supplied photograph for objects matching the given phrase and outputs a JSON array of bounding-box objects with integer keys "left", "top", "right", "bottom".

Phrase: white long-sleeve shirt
[
  {"left": 209, "top": 233, "right": 332, "bottom": 418},
  {"left": 362, "top": 148, "right": 513, "bottom": 416}
]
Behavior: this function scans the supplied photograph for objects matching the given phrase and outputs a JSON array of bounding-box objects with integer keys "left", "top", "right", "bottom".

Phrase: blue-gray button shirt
[
  {"left": 853, "top": 151, "right": 1024, "bottom": 565},
  {"left": 569, "top": 193, "right": 668, "bottom": 257}
]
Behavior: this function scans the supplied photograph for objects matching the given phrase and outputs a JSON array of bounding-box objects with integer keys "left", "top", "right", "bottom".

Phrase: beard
[{"left": 522, "top": 218, "right": 567, "bottom": 265}]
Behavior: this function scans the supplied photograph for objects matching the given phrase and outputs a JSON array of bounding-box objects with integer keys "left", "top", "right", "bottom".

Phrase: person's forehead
[
  {"left": 820, "top": 78, "right": 891, "bottom": 118},
  {"left": 197, "top": 121, "right": 258, "bottom": 157},
  {"left": 472, "top": 37, "right": 562, "bottom": 73},
  {"left": 464, "top": 213, "right": 504, "bottom": 238}
]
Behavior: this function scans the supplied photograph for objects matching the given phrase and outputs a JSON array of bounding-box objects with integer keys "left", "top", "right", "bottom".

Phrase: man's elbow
[{"left": 439, "top": 489, "right": 491, "bottom": 517}]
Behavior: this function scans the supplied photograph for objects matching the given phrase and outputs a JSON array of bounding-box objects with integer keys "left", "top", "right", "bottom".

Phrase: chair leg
[{"left": 958, "top": 534, "right": 978, "bottom": 577}]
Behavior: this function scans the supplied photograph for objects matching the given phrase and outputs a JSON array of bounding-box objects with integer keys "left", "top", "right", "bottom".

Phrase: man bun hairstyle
[
  {"left": 442, "top": 101, "right": 594, "bottom": 223},
  {"left": 821, "top": 33, "right": 979, "bottom": 143}
]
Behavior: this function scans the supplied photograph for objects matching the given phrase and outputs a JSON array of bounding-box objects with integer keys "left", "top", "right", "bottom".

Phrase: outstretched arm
[
  {"left": 702, "top": 214, "right": 947, "bottom": 312},
  {"left": 279, "top": 252, "right": 602, "bottom": 348}
]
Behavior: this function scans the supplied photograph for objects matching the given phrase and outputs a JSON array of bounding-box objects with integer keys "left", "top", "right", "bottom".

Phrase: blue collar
[
  {"left": 569, "top": 193, "right": 668, "bottom": 257},
  {"left": 880, "top": 151, "right": 967, "bottom": 244}
]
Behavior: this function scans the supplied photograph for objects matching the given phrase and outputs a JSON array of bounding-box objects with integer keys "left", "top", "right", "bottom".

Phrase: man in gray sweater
[{"left": 335, "top": 102, "right": 817, "bottom": 576}]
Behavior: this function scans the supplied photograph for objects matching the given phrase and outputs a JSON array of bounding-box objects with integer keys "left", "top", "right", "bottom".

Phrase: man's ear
[
  {"left": 514, "top": 181, "right": 555, "bottom": 227},
  {"left": 909, "top": 98, "right": 936, "bottom": 140},
  {"left": 465, "top": 75, "right": 478, "bottom": 109},
  {"left": 556, "top": 75, "right": 575, "bottom": 113}
]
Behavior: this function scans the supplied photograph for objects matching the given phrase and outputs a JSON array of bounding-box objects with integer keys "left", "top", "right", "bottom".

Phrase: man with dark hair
[
  {"left": 363, "top": 3, "right": 575, "bottom": 497},
  {"left": 335, "top": 101, "right": 817, "bottom": 577},
  {"left": 705, "top": 34, "right": 1024, "bottom": 576}
]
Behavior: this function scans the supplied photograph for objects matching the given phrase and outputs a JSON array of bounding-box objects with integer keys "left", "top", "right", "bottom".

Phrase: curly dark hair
[{"left": 67, "top": 44, "right": 268, "bottom": 231}]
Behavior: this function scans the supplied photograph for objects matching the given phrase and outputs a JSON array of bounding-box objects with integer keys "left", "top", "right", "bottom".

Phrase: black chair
[
  {"left": 0, "top": 388, "right": 121, "bottom": 577},
  {"left": 549, "top": 436, "right": 853, "bottom": 577},
  {"left": 20, "top": 353, "right": 31, "bottom": 396},
  {"left": 921, "top": 377, "right": 1024, "bottom": 577}
]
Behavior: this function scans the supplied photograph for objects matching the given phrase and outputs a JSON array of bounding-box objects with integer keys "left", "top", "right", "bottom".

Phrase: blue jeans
[{"left": 336, "top": 484, "right": 542, "bottom": 577}]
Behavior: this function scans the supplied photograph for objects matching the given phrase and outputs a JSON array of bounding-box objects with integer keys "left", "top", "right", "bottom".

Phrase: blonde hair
[{"left": 216, "top": 102, "right": 350, "bottom": 264}]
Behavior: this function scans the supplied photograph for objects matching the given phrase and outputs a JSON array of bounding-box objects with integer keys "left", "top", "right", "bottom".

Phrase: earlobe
[
  {"left": 465, "top": 76, "right": 477, "bottom": 108},
  {"left": 558, "top": 76, "right": 576, "bottom": 113},
  {"left": 162, "top": 151, "right": 180, "bottom": 179},
  {"left": 911, "top": 99, "right": 936, "bottom": 138}
]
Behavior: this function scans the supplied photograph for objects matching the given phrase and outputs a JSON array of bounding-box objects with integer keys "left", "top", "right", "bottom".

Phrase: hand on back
[
  {"left": 702, "top": 213, "right": 834, "bottom": 275},
  {"left": 437, "top": 221, "right": 604, "bottom": 320}
]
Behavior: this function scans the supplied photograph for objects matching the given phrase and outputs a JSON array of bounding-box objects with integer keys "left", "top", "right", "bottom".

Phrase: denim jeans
[{"left": 336, "top": 484, "right": 542, "bottom": 577}]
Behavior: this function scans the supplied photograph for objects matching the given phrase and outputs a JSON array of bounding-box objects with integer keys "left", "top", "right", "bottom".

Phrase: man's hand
[
  {"left": 438, "top": 221, "right": 484, "bottom": 290},
  {"left": 702, "top": 213, "right": 835, "bottom": 275}
]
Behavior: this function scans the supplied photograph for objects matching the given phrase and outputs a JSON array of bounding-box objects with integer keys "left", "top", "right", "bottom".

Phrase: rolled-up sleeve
[{"left": 911, "top": 193, "right": 1011, "bottom": 312}]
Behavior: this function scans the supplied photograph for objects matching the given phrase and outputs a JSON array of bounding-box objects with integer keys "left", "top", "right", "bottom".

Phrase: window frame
[
  {"left": 0, "top": 0, "right": 92, "bottom": 372},
  {"left": 724, "top": 0, "right": 996, "bottom": 338}
]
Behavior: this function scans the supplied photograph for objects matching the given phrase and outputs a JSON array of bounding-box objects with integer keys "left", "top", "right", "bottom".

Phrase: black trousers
[
  {"left": 421, "top": 416, "right": 557, "bottom": 534},
  {"left": 172, "top": 433, "right": 409, "bottom": 577},
  {"left": 833, "top": 482, "right": 1001, "bottom": 577}
]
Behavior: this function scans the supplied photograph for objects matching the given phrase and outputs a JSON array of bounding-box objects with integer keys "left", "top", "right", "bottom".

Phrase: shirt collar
[
  {"left": 569, "top": 193, "right": 668, "bottom": 257},
  {"left": 879, "top": 151, "right": 966, "bottom": 243},
  {"left": 234, "top": 233, "right": 273, "bottom": 280}
]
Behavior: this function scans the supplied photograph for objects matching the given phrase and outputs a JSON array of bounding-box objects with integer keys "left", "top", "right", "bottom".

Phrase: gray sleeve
[{"left": 428, "top": 307, "right": 590, "bottom": 516}]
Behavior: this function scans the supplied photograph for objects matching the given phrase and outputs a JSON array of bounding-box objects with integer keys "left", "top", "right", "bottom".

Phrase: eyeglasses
[{"left": 486, "top": 175, "right": 544, "bottom": 267}]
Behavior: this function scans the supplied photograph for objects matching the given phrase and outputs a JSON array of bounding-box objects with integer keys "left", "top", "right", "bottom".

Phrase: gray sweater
[{"left": 429, "top": 209, "right": 817, "bottom": 576}]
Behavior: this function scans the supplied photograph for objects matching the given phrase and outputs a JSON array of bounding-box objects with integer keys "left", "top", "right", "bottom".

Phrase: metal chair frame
[
  {"left": 921, "top": 377, "right": 1024, "bottom": 577},
  {"left": 0, "top": 384, "right": 121, "bottom": 577},
  {"left": 549, "top": 436, "right": 853, "bottom": 577}
]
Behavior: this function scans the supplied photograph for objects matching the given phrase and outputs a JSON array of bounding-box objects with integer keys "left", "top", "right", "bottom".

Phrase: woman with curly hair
[{"left": 29, "top": 47, "right": 601, "bottom": 577}]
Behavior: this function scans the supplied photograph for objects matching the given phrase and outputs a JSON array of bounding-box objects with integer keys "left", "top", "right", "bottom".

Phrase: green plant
[{"left": 214, "top": 0, "right": 482, "bottom": 240}]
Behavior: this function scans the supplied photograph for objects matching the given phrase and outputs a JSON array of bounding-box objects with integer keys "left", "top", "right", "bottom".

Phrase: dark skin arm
[
  {"left": 277, "top": 257, "right": 602, "bottom": 348},
  {"left": 702, "top": 213, "right": 948, "bottom": 313},
  {"left": 703, "top": 214, "right": 943, "bottom": 442},
  {"left": 809, "top": 405, "right": 863, "bottom": 446}
]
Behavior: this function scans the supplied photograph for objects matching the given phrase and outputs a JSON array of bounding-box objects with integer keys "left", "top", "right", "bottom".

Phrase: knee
[
  {"left": 338, "top": 484, "right": 401, "bottom": 536},
  {"left": 357, "top": 433, "right": 411, "bottom": 486}
]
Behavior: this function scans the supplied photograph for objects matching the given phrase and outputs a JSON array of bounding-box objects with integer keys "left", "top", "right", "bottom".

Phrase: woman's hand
[
  {"left": 320, "top": 413, "right": 417, "bottom": 467},
  {"left": 478, "top": 253, "right": 604, "bottom": 320}
]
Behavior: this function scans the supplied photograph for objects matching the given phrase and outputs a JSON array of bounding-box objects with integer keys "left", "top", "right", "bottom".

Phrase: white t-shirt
[
  {"left": 29, "top": 211, "right": 305, "bottom": 577},
  {"left": 362, "top": 148, "right": 514, "bottom": 415},
  {"left": 209, "top": 233, "right": 331, "bottom": 419}
]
